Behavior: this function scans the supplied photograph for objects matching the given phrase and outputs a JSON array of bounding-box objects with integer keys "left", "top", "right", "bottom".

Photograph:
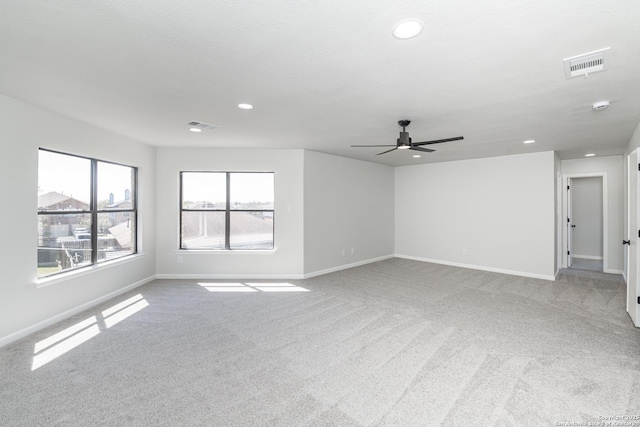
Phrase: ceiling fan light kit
[{"left": 351, "top": 120, "right": 463, "bottom": 156}]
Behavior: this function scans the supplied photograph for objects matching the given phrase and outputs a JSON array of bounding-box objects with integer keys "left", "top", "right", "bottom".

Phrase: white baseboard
[
  {"left": 155, "top": 255, "right": 395, "bottom": 281},
  {"left": 604, "top": 268, "right": 623, "bottom": 275},
  {"left": 303, "top": 255, "right": 395, "bottom": 279},
  {"left": 0, "top": 275, "right": 156, "bottom": 348},
  {"left": 395, "top": 254, "right": 556, "bottom": 281},
  {"left": 572, "top": 255, "right": 604, "bottom": 260}
]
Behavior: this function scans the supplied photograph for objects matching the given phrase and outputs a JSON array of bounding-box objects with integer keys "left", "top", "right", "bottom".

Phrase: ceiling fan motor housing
[{"left": 398, "top": 131, "right": 411, "bottom": 147}]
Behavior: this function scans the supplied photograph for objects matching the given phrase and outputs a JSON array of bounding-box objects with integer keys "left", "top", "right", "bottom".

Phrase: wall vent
[
  {"left": 187, "top": 121, "right": 219, "bottom": 131},
  {"left": 563, "top": 48, "right": 610, "bottom": 79}
]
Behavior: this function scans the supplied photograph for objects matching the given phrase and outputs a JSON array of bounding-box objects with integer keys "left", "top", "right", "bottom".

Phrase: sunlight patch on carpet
[
  {"left": 32, "top": 317, "right": 100, "bottom": 371},
  {"left": 32, "top": 294, "right": 150, "bottom": 370},
  {"left": 102, "top": 294, "right": 149, "bottom": 328}
]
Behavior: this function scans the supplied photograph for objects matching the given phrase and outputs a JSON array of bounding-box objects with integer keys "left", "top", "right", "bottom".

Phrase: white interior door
[
  {"left": 627, "top": 151, "right": 638, "bottom": 326},
  {"left": 567, "top": 178, "right": 573, "bottom": 267}
]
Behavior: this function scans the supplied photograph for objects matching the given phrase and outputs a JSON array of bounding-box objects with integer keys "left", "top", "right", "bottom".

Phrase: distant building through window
[
  {"left": 180, "top": 172, "right": 274, "bottom": 250},
  {"left": 37, "top": 149, "right": 137, "bottom": 278}
]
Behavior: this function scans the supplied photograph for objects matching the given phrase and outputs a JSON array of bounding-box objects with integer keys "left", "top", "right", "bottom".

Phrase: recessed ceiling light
[
  {"left": 412, "top": 154, "right": 421, "bottom": 158},
  {"left": 523, "top": 139, "right": 535, "bottom": 144},
  {"left": 237, "top": 103, "right": 254, "bottom": 110},
  {"left": 392, "top": 19, "right": 423, "bottom": 39},
  {"left": 585, "top": 153, "right": 595, "bottom": 157},
  {"left": 398, "top": 145, "right": 410, "bottom": 150},
  {"left": 189, "top": 127, "right": 202, "bottom": 133}
]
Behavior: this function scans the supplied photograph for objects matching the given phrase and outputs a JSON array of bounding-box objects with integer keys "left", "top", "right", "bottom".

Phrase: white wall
[
  {"left": 571, "top": 177, "right": 603, "bottom": 259},
  {"left": 303, "top": 151, "right": 395, "bottom": 275},
  {"left": 0, "top": 94, "right": 156, "bottom": 344},
  {"left": 555, "top": 152, "right": 562, "bottom": 273},
  {"left": 395, "top": 151, "right": 556, "bottom": 279},
  {"left": 561, "top": 156, "right": 623, "bottom": 272},
  {"left": 625, "top": 121, "right": 640, "bottom": 155},
  {"left": 155, "top": 148, "right": 304, "bottom": 278}
]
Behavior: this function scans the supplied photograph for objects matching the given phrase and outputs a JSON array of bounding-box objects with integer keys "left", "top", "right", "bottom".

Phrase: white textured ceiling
[{"left": 1, "top": 0, "right": 639, "bottom": 166}]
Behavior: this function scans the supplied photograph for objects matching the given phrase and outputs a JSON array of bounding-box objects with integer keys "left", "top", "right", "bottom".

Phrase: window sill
[
  {"left": 173, "top": 249, "right": 276, "bottom": 255},
  {"left": 35, "top": 253, "right": 146, "bottom": 289}
]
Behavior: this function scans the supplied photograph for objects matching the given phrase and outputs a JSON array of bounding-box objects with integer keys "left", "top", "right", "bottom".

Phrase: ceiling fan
[{"left": 351, "top": 120, "right": 463, "bottom": 155}]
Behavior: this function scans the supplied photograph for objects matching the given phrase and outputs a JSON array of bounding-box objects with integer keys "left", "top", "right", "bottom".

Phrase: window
[
  {"left": 180, "top": 172, "right": 274, "bottom": 250},
  {"left": 37, "top": 149, "right": 137, "bottom": 278}
]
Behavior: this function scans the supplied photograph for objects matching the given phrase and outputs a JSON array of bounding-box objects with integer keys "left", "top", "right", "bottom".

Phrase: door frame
[
  {"left": 561, "top": 173, "right": 608, "bottom": 271},
  {"left": 626, "top": 151, "right": 638, "bottom": 326},
  {"left": 567, "top": 178, "right": 573, "bottom": 267}
]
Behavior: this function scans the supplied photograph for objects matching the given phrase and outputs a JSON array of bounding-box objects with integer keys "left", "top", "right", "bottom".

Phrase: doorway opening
[{"left": 562, "top": 173, "right": 608, "bottom": 272}]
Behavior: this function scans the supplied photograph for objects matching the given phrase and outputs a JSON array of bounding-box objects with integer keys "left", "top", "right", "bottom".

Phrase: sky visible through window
[
  {"left": 38, "top": 150, "right": 133, "bottom": 204},
  {"left": 182, "top": 172, "right": 274, "bottom": 206}
]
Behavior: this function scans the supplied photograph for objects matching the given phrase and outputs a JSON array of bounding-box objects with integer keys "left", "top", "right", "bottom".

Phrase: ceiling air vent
[
  {"left": 187, "top": 121, "right": 219, "bottom": 131},
  {"left": 563, "top": 47, "right": 610, "bottom": 79}
]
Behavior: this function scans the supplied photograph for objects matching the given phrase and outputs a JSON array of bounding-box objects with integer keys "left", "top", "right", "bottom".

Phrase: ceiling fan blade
[
  {"left": 409, "top": 146, "right": 435, "bottom": 153},
  {"left": 351, "top": 144, "right": 397, "bottom": 147},
  {"left": 413, "top": 136, "right": 464, "bottom": 146},
  {"left": 376, "top": 147, "right": 398, "bottom": 155}
]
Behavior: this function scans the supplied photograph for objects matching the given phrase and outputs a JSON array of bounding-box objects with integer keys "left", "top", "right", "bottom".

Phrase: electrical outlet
[
  {"left": 462, "top": 248, "right": 468, "bottom": 255},
  {"left": 177, "top": 256, "right": 183, "bottom": 264},
  {"left": 350, "top": 248, "right": 355, "bottom": 255},
  {"left": 341, "top": 249, "right": 346, "bottom": 257}
]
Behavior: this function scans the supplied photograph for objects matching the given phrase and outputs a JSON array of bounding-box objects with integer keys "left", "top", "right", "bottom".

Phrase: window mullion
[
  {"left": 179, "top": 172, "right": 184, "bottom": 249},
  {"left": 91, "top": 159, "right": 98, "bottom": 264},
  {"left": 225, "top": 172, "right": 231, "bottom": 250},
  {"left": 132, "top": 167, "right": 138, "bottom": 254}
]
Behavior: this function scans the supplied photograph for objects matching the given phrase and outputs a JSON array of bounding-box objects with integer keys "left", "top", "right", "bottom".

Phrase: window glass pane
[
  {"left": 230, "top": 211, "right": 274, "bottom": 249},
  {"left": 97, "top": 212, "right": 135, "bottom": 262},
  {"left": 182, "top": 172, "right": 226, "bottom": 209},
  {"left": 37, "top": 149, "right": 138, "bottom": 278},
  {"left": 38, "top": 151, "right": 90, "bottom": 210},
  {"left": 181, "top": 211, "right": 225, "bottom": 249},
  {"left": 98, "top": 162, "right": 135, "bottom": 210},
  {"left": 230, "top": 173, "right": 274, "bottom": 210},
  {"left": 38, "top": 213, "right": 92, "bottom": 277}
]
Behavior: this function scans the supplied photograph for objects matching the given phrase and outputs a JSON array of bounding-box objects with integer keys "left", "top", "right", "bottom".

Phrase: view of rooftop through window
[
  {"left": 180, "top": 172, "right": 274, "bottom": 250},
  {"left": 37, "top": 149, "right": 137, "bottom": 278}
]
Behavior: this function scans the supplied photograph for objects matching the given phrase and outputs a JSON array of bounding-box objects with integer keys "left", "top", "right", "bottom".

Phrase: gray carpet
[
  {"left": 569, "top": 257, "right": 603, "bottom": 272},
  {"left": 1, "top": 258, "right": 639, "bottom": 426}
]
